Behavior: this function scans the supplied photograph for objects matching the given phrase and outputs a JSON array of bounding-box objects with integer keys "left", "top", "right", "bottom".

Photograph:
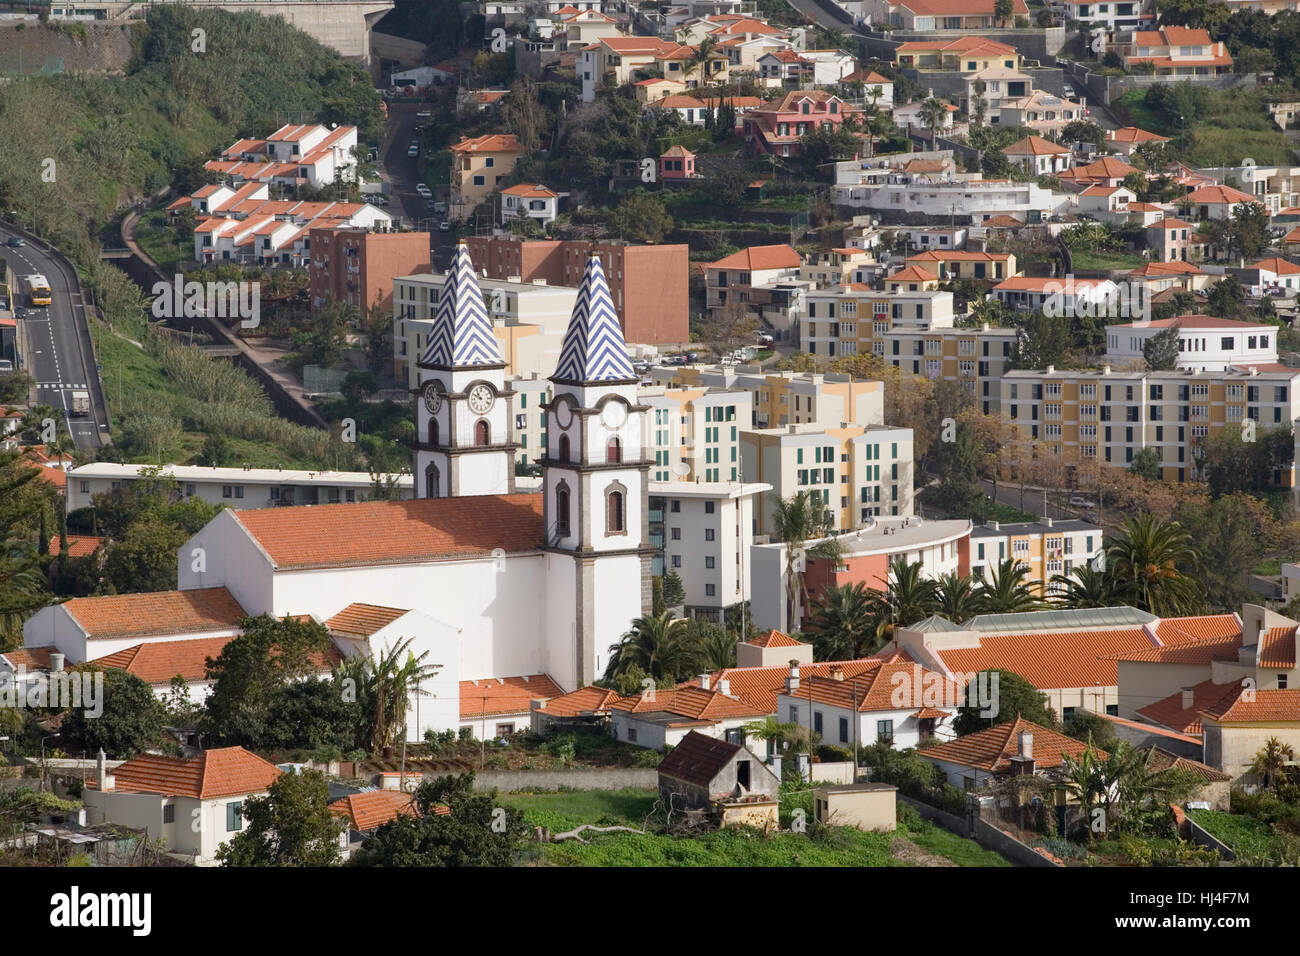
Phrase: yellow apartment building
[{"left": 449, "top": 133, "right": 523, "bottom": 220}]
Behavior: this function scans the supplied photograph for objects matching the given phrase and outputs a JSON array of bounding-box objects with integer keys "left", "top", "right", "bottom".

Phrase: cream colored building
[
  {"left": 969, "top": 518, "right": 1105, "bottom": 595},
  {"left": 642, "top": 385, "right": 754, "bottom": 483},
  {"left": 651, "top": 366, "right": 885, "bottom": 431},
  {"left": 814, "top": 783, "right": 898, "bottom": 831},
  {"left": 449, "top": 134, "right": 523, "bottom": 220}
]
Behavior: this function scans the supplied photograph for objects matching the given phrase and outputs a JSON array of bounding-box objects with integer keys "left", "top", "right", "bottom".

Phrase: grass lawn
[
  {"left": 1069, "top": 249, "right": 1146, "bottom": 273},
  {"left": 1253, "top": 558, "right": 1284, "bottom": 576},
  {"left": 1112, "top": 89, "right": 1298, "bottom": 167},
  {"left": 501, "top": 787, "right": 1010, "bottom": 867},
  {"left": 1186, "top": 809, "right": 1274, "bottom": 858},
  {"left": 134, "top": 209, "right": 191, "bottom": 274}
]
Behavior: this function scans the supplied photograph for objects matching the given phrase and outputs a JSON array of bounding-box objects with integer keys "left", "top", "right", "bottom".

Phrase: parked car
[
  {"left": 1069, "top": 496, "right": 1097, "bottom": 509},
  {"left": 439, "top": 221, "right": 452, "bottom": 232},
  {"left": 756, "top": 333, "right": 774, "bottom": 346},
  {"left": 407, "top": 145, "right": 419, "bottom": 158},
  {"left": 433, "top": 201, "right": 448, "bottom": 214},
  {"left": 369, "top": 195, "right": 389, "bottom": 206},
  {"left": 7, "top": 236, "right": 24, "bottom": 247},
  {"left": 416, "top": 184, "right": 432, "bottom": 198}
]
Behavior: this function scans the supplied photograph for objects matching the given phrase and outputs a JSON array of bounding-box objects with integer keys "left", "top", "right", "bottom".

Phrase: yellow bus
[{"left": 25, "top": 274, "right": 51, "bottom": 307}]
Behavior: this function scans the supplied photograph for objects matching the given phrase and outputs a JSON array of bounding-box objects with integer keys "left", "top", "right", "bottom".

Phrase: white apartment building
[
  {"left": 65, "top": 463, "right": 413, "bottom": 514},
  {"left": 650, "top": 480, "right": 770, "bottom": 618},
  {"left": 1104, "top": 316, "right": 1278, "bottom": 372},
  {"left": 642, "top": 386, "right": 755, "bottom": 483},
  {"left": 834, "top": 178, "right": 1074, "bottom": 221}
]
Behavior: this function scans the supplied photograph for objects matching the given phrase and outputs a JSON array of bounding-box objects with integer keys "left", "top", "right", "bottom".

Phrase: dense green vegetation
[{"left": 1112, "top": 86, "right": 1296, "bottom": 167}]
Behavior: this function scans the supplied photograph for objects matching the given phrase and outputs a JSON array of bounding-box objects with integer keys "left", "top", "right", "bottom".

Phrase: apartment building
[
  {"left": 1117, "top": 26, "right": 1233, "bottom": 76},
  {"left": 209, "top": 124, "right": 359, "bottom": 188},
  {"left": 999, "top": 362, "right": 1300, "bottom": 484},
  {"left": 510, "top": 374, "right": 552, "bottom": 469},
  {"left": 65, "top": 463, "right": 413, "bottom": 514},
  {"left": 866, "top": 0, "right": 1030, "bottom": 30},
  {"left": 834, "top": 177, "right": 1072, "bottom": 220},
  {"left": 1053, "top": 0, "right": 1150, "bottom": 33},
  {"left": 193, "top": 201, "right": 392, "bottom": 267},
  {"left": 1194, "top": 163, "right": 1300, "bottom": 217},
  {"left": 463, "top": 236, "right": 689, "bottom": 344},
  {"left": 1105, "top": 315, "right": 1278, "bottom": 371},
  {"left": 740, "top": 422, "right": 916, "bottom": 535},
  {"left": 308, "top": 227, "right": 430, "bottom": 312},
  {"left": 642, "top": 386, "right": 754, "bottom": 482},
  {"left": 649, "top": 480, "right": 770, "bottom": 618},
  {"left": 969, "top": 518, "right": 1105, "bottom": 595},
  {"left": 652, "top": 366, "right": 885, "bottom": 431},
  {"left": 393, "top": 272, "right": 578, "bottom": 384},
  {"left": 449, "top": 133, "right": 524, "bottom": 220},
  {"left": 704, "top": 244, "right": 803, "bottom": 310}
]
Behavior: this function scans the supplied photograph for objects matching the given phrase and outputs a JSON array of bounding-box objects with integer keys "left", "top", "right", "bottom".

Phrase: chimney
[
  {"left": 1046, "top": 364, "right": 1055, "bottom": 374},
  {"left": 718, "top": 678, "right": 731, "bottom": 696},
  {"left": 49, "top": 652, "right": 64, "bottom": 674},
  {"left": 830, "top": 665, "right": 845, "bottom": 682},
  {"left": 785, "top": 659, "right": 800, "bottom": 694},
  {"left": 1181, "top": 686, "right": 1195, "bottom": 710},
  {"left": 699, "top": 673, "right": 711, "bottom": 691},
  {"left": 1045, "top": 517, "right": 1053, "bottom": 527},
  {"left": 97, "top": 749, "right": 115, "bottom": 792},
  {"left": 989, "top": 520, "right": 999, "bottom": 531},
  {"left": 1019, "top": 731, "right": 1033, "bottom": 760},
  {"left": 1101, "top": 365, "right": 1111, "bottom": 375}
]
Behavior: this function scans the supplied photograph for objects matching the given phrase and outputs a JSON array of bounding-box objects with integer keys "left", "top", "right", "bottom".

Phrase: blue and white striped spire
[
  {"left": 552, "top": 256, "right": 635, "bottom": 383},
  {"left": 421, "top": 242, "right": 504, "bottom": 368}
]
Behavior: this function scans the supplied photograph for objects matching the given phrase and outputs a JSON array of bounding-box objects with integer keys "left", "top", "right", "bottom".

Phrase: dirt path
[{"left": 891, "top": 835, "right": 957, "bottom": 867}]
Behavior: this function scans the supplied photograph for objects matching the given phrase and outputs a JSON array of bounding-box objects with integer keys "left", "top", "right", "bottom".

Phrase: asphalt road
[
  {"left": 383, "top": 102, "right": 456, "bottom": 271},
  {"left": 0, "top": 225, "right": 106, "bottom": 450}
]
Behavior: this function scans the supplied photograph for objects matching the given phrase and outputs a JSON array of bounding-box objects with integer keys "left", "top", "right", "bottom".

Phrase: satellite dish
[{"left": 671, "top": 461, "right": 691, "bottom": 477}]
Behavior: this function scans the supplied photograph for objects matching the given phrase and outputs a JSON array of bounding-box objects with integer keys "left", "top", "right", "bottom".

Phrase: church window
[
  {"left": 425, "top": 463, "right": 440, "bottom": 499},
  {"left": 607, "top": 436, "right": 622, "bottom": 463},
  {"left": 475, "top": 419, "right": 491, "bottom": 446},
  {"left": 606, "top": 486, "right": 626, "bottom": 535},
  {"left": 555, "top": 483, "right": 571, "bottom": 536},
  {"left": 428, "top": 417, "right": 439, "bottom": 447},
  {"left": 559, "top": 434, "right": 571, "bottom": 461}
]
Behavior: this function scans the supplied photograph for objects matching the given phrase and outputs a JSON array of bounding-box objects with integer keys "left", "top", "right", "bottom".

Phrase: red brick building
[
  {"left": 463, "top": 236, "right": 689, "bottom": 344},
  {"left": 308, "top": 228, "right": 430, "bottom": 313}
]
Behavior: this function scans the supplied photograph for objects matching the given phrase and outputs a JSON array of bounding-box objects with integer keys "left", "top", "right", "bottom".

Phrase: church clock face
[
  {"left": 467, "top": 384, "right": 496, "bottom": 415},
  {"left": 600, "top": 401, "right": 627, "bottom": 431},
  {"left": 422, "top": 381, "right": 443, "bottom": 415}
]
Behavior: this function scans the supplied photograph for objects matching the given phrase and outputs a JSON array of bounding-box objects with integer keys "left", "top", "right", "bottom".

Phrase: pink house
[
  {"left": 743, "top": 90, "right": 860, "bottom": 158},
  {"left": 660, "top": 145, "right": 698, "bottom": 180}
]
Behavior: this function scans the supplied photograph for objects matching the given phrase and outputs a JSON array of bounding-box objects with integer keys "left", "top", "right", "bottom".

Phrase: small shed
[
  {"left": 813, "top": 782, "right": 898, "bottom": 832},
  {"left": 657, "top": 731, "right": 780, "bottom": 829}
]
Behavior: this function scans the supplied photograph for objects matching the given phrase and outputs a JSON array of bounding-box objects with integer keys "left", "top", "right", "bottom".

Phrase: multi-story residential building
[
  {"left": 1145, "top": 217, "right": 1208, "bottom": 262},
  {"left": 393, "top": 272, "right": 579, "bottom": 384},
  {"left": 906, "top": 250, "right": 1017, "bottom": 283},
  {"left": 799, "top": 248, "right": 878, "bottom": 289},
  {"left": 741, "top": 422, "right": 916, "bottom": 535},
  {"left": 992, "top": 276, "right": 1121, "bottom": 314},
  {"left": 893, "top": 36, "right": 1021, "bottom": 72},
  {"left": 1104, "top": 315, "right": 1278, "bottom": 371},
  {"left": 207, "top": 124, "right": 359, "bottom": 188},
  {"left": 649, "top": 480, "right": 770, "bottom": 618},
  {"left": 742, "top": 90, "right": 860, "bottom": 157},
  {"left": 1194, "top": 163, "right": 1300, "bottom": 216},
  {"left": 192, "top": 200, "right": 393, "bottom": 267},
  {"left": 308, "top": 227, "right": 430, "bottom": 312},
  {"left": 866, "top": 0, "right": 1029, "bottom": 30},
  {"left": 750, "top": 516, "right": 970, "bottom": 631},
  {"left": 1117, "top": 25, "right": 1233, "bottom": 76},
  {"left": 704, "top": 244, "right": 803, "bottom": 311},
  {"left": 577, "top": 36, "right": 686, "bottom": 101},
  {"left": 463, "top": 236, "right": 689, "bottom": 344},
  {"left": 834, "top": 176, "right": 1072, "bottom": 220},
  {"left": 969, "top": 518, "right": 1105, "bottom": 594},
  {"left": 509, "top": 374, "right": 552, "bottom": 469},
  {"left": 964, "top": 66, "right": 1033, "bottom": 118},
  {"left": 449, "top": 133, "right": 524, "bottom": 220},
  {"left": 839, "top": 68, "right": 895, "bottom": 109},
  {"left": 997, "top": 91, "right": 1086, "bottom": 134},
  {"left": 65, "top": 463, "right": 413, "bottom": 514},
  {"left": 641, "top": 386, "right": 754, "bottom": 482},
  {"left": 1053, "top": 0, "right": 1151, "bottom": 33},
  {"left": 651, "top": 366, "right": 885, "bottom": 431},
  {"left": 999, "top": 361, "right": 1300, "bottom": 485}
]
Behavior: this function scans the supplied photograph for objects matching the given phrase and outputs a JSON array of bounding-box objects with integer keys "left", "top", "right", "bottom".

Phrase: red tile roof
[
  {"left": 461, "top": 674, "right": 566, "bottom": 719},
  {"left": 231, "top": 495, "right": 545, "bottom": 570},
  {"left": 1108, "top": 126, "right": 1169, "bottom": 145},
  {"left": 613, "top": 684, "right": 768, "bottom": 721},
  {"left": 65, "top": 535, "right": 103, "bottom": 559},
  {"left": 1136, "top": 680, "right": 1241, "bottom": 735},
  {"left": 918, "top": 716, "right": 1098, "bottom": 772},
  {"left": 535, "top": 685, "right": 626, "bottom": 718},
  {"left": 1249, "top": 257, "right": 1300, "bottom": 275},
  {"left": 326, "top": 603, "right": 411, "bottom": 637},
  {"left": 1, "top": 646, "right": 54, "bottom": 671},
  {"left": 935, "top": 627, "right": 1154, "bottom": 689},
  {"left": 1185, "top": 184, "right": 1257, "bottom": 205},
  {"left": 747, "top": 629, "right": 803, "bottom": 649},
  {"left": 331, "top": 790, "right": 419, "bottom": 831},
  {"left": 794, "top": 661, "right": 963, "bottom": 712},
  {"left": 104, "top": 747, "right": 282, "bottom": 799},
  {"left": 1259, "top": 625, "right": 1298, "bottom": 668},
  {"left": 61, "top": 588, "right": 246, "bottom": 641},
  {"left": 705, "top": 244, "right": 801, "bottom": 272},
  {"left": 91, "top": 635, "right": 341, "bottom": 685},
  {"left": 450, "top": 133, "right": 522, "bottom": 154},
  {"left": 1201, "top": 687, "right": 1300, "bottom": 723},
  {"left": 701, "top": 657, "right": 910, "bottom": 713},
  {"left": 1004, "top": 134, "right": 1070, "bottom": 156}
]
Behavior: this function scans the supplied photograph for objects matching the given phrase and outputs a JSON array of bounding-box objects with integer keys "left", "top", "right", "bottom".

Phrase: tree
[
  {"left": 1051, "top": 563, "right": 1119, "bottom": 608},
  {"left": 1225, "top": 201, "right": 1270, "bottom": 261},
  {"left": 294, "top": 300, "right": 354, "bottom": 368},
  {"left": 974, "top": 559, "right": 1043, "bottom": 613},
  {"left": 1174, "top": 493, "right": 1276, "bottom": 609},
  {"left": 1063, "top": 710, "right": 1119, "bottom": 751},
  {"left": 770, "top": 491, "right": 843, "bottom": 628},
  {"left": 1060, "top": 119, "right": 1107, "bottom": 149},
  {"left": 216, "top": 769, "right": 344, "bottom": 867},
  {"left": 934, "top": 571, "right": 979, "bottom": 624},
  {"left": 101, "top": 515, "right": 189, "bottom": 593},
  {"left": 1009, "top": 311, "right": 1070, "bottom": 370},
  {"left": 879, "top": 556, "right": 940, "bottom": 640},
  {"left": 351, "top": 772, "right": 526, "bottom": 867},
  {"left": 970, "top": 79, "right": 988, "bottom": 127},
  {"left": 608, "top": 191, "right": 673, "bottom": 243},
  {"left": 60, "top": 669, "right": 165, "bottom": 758},
  {"left": 203, "top": 615, "right": 333, "bottom": 747},
  {"left": 1142, "top": 322, "right": 1182, "bottom": 371},
  {"left": 1106, "top": 514, "right": 1205, "bottom": 615},
  {"left": 1127, "top": 447, "right": 1162, "bottom": 481},
  {"left": 699, "top": 300, "right": 758, "bottom": 359},
  {"left": 918, "top": 97, "right": 950, "bottom": 142},
  {"left": 500, "top": 76, "right": 543, "bottom": 154},
  {"left": 994, "top": 0, "right": 1013, "bottom": 25},
  {"left": 661, "top": 570, "right": 685, "bottom": 607},
  {"left": 952, "top": 669, "right": 1057, "bottom": 735},
  {"left": 1207, "top": 275, "right": 1246, "bottom": 317},
  {"left": 0, "top": 451, "right": 50, "bottom": 642},
  {"left": 348, "top": 636, "right": 442, "bottom": 754},
  {"left": 197, "top": 432, "right": 234, "bottom": 468},
  {"left": 807, "top": 582, "right": 879, "bottom": 660},
  {"left": 931, "top": 420, "right": 984, "bottom": 517},
  {"left": 1249, "top": 736, "right": 1296, "bottom": 789},
  {"left": 604, "top": 611, "right": 696, "bottom": 684}
]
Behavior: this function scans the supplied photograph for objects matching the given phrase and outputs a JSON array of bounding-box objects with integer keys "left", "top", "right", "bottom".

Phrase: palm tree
[
  {"left": 605, "top": 611, "right": 696, "bottom": 684},
  {"left": 934, "top": 571, "right": 979, "bottom": 624},
  {"left": 770, "top": 491, "right": 843, "bottom": 630},
  {"left": 874, "top": 556, "right": 940, "bottom": 645},
  {"left": 1050, "top": 563, "right": 1118, "bottom": 609},
  {"left": 918, "top": 97, "right": 949, "bottom": 143},
  {"left": 807, "top": 581, "right": 880, "bottom": 660},
  {"left": 688, "top": 36, "right": 720, "bottom": 88},
  {"left": 1249, "top": 737, "right": 1296, "bottom": 789},
  {"left": 742, "top": 715, "right": 802, "bottom": 760},
  {"left": 974, "top": 559, "right": 1043, "bottom": 614},
  {"left": 695, "top": 624, "right": 737, "bottom": 671},
  {"left": 358, "top": 637, "right": 442, "bottom": 754},
  {"left": 1106, "top": 514, "right": 1205, "bottom": 615}
]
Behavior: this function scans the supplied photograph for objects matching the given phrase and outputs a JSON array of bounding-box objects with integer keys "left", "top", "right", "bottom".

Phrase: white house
[
  {"left": 610, "top": 682, "right": 769, "bottom": 750},
  {"left": 500, "top": 183, "right": 560, "bottom": 227},
  {"left": 1104, "top": 315, "right": 1278, "bottom": 371}
]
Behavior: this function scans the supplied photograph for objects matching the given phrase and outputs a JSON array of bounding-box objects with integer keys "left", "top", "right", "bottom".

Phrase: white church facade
[{"left": 22, "top": 245, "right": 653, "bottom": 741}]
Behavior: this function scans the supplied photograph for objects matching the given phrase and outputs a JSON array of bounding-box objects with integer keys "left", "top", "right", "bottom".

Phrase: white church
[{"left": 21, "top": 244, "right": 654, "bottom": 740}]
